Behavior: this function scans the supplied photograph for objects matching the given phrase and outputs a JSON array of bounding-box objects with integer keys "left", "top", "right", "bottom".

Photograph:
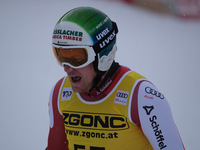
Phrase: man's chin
[
  {"left": 71, "top": 85, "right": 91, "bottom": 94},
  {"left": 71, "top": 86, "right": 84, "bottom": 93}
]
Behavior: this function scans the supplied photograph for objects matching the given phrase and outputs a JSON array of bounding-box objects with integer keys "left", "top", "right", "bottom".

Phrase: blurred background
[{"left": 0, "top": 0, "right": 199, "bottom": 149}]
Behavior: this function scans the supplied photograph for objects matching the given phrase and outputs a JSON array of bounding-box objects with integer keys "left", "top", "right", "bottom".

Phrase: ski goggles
[
  {"left": 52, "top": 22, "right": 118, "bottom": 69},
  {"left": 52, "top": 44, "right": 96, "bottom": 68}
]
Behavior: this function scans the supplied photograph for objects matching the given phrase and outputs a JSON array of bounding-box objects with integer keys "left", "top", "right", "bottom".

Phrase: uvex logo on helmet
[
  {"left": 96, "top": 28, "right": 110, "bottom": 41},
  {"left": 99, "top": 30, "right": 116, "bottom": 49},
  {"left": 93, "top": 21, "right": 118, "bottom": 53}
]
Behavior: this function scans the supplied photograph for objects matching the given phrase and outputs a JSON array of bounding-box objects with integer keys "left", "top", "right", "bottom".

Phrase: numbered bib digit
[
  {"left": 74, "top": 144, "right": 105, "bottom": 150},
  {"left": 90, "top": 146, "right": 105, "bottom": 150},
  {"left": 74, "top": 144, "right": 85, "bottom": 150}
]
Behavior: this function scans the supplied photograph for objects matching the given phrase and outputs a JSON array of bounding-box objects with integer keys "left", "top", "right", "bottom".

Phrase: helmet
[{"left": 52, "top": 7, "right": 118, "bottom": 72}]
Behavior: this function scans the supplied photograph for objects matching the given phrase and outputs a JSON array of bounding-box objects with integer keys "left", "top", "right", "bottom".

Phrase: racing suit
[{"left": 46, "top": 65, "right": 185, "bottom": 150}]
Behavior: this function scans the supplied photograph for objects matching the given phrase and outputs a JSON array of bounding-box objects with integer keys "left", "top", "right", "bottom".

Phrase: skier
[{"left": 46, "top": 6, "right": 185, "bottom": 150}]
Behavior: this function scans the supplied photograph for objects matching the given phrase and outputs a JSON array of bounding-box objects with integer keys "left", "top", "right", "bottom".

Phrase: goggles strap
[{"left": 92, "top": 21, "right": 118, "bottom": 53}]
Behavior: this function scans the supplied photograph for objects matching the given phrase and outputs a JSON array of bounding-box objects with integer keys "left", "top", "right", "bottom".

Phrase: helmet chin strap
[{"left": 88, "top": 61, "right": 120, "bottom": 95}]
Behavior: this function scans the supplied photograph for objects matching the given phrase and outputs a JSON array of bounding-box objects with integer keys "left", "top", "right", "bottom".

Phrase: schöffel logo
[
  {"left": 61, "top": 87, "right": 73, "bottom": 101},
  {"left": 143, "top": 105, "right": 154, "bottom": 115},
  {"left": 143, "top": 105, "right": 167, "bottom": 149},
  {"left": 114, "top": 90, "right": 129, "bottom": 105},
  {"left": 145, "top": 87, "right": 164, "bottom": 99},
  {"left": 63, "top": 111, "right": 129, "bottom": 131}
]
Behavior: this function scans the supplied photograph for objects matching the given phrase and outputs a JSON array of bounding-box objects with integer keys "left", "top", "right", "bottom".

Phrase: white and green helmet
[{"left": 52, "top": 7, "right": 118, "bottom": 72}]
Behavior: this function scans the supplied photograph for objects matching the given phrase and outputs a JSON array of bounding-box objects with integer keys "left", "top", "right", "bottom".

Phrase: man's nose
[{"left": 64, "top": 65, "right": 74, "bottom": 73}]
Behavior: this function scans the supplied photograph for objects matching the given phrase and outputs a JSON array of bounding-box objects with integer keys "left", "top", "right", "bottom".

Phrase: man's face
[{"left": 64, "top": 63, "right": 97, "bottom": 93}]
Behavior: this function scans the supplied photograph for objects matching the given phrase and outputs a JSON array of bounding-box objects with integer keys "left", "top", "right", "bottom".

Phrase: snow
[{"left": 0, "top": 0, "right": 199, "bottom": 149}]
